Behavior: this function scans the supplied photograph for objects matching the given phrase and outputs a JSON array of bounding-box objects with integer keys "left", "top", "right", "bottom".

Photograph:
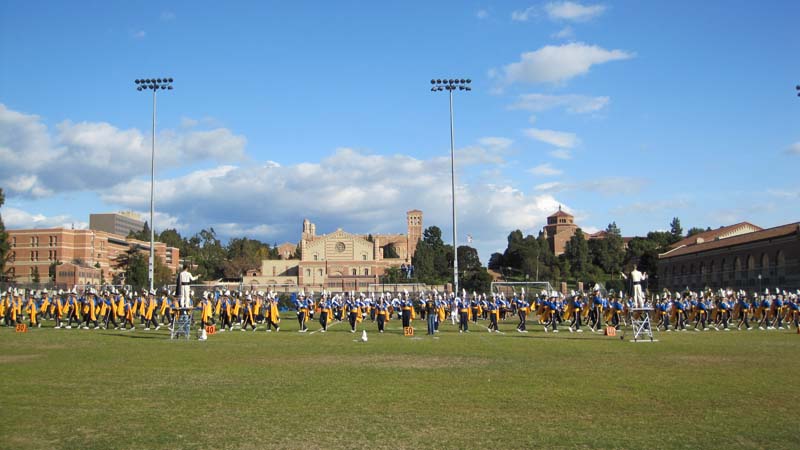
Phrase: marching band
[{"left": 2, "top": 286, "right": 798, "bottom": 337}]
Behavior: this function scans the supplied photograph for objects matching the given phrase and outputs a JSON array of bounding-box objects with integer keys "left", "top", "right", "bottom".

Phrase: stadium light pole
[
  {"left": 134, "top": 77, "right": 173, "bottom": 292},
  {"left": 430, "top": 78, "right": 471, "bottom": 295}
]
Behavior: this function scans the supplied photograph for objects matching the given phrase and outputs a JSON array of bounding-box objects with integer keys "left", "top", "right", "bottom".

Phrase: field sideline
[{"left": 1, "top": 316, "right": 798, "bottom": 450}]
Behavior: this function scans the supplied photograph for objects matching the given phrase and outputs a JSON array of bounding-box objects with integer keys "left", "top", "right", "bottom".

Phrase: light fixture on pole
[
  {"left": 134, "top": 77, "right": 174, "bottom": 292},
  {"left": 430, "top": 78, "right": 471, "bottom": 295}
]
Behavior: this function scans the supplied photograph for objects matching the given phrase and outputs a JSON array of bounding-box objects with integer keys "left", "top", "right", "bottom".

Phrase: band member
[
  {"left": 376, "top": 298, "right": 389, "bottom": 333},
  {"left": 318, "top": 294, "right": 332, "bottom": 332},
  {"left": 82, "top": 290, "right": 99, "bottom": 330},
  {"left": 736, "top": 292, "right": 752, "bottom": 330},
  {"left": 488, "top": 298, "right": 500, "bottom": 333},
  {"left": 122, "top": 295, "right": 136, "bottom": 331},
  {"left": 219, "top": 292, "right": 234, "bottom": 332},
  {"left": 295, "top": 293, "right": 309, "bottom": 333},
  {"left": 26, "top": 293, "right": 40, "bottom": 328},
  {"left": 265, "top": 294, "right": 280, "bottom": 332},
  {"left": 241, "top": 296, "right": 257, "bottom": 331},
  {"left": 517, "top": 294, "right": 530, "bottom": 333},
  {"left": 143, "top": 291, "right": 161, "bottom": 331},
  {"left": 401, "top": 296, "right": 414, "bottom": 329},
  {"left": 455, "top": 295, "right": 470, "bottom": 333}
]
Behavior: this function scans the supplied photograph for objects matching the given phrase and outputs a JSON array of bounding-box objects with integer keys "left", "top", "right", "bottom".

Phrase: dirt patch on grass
[{"left": 0, "top": 354, "right": 40, "bottom": 364}]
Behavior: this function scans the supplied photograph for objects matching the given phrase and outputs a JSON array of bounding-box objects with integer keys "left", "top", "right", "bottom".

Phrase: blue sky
[{"left": 1, "top": 1, "right": 799, "bottom": 262}]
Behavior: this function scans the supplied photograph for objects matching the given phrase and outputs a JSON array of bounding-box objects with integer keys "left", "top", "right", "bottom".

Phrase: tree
[
  {"left": 487, "top": 252, "right": 504, "bottom": 271},
  {"left": 381, "top": 266, "right": 403, "bottom": 283},
  {"left": 158, "top": 228, "right": 185, "bottom": 251},
  {"left": 31, "top": 266, "right": 40, "bottom": 284},
  {"left": 0, "top": 188, "right": 9, "bottom": 281},
  {"left": 461, "top": 268, "right": 493, "bottom": 294},
  {"left": 563, "top": 229, "right": 590, "bottom": 280},
  {"left": 128, "top": 221, "right": 151, "bottom": 241},
  {"left": 593, "top": 222, "right": 625, "bottom": 277},
  {"left": 686, "top": 227, "right": 706, "bottom": 237},
  {"left": 383, "top": 243, "right": 400, "bottom": 259},
  {"left": 457, "top": 245, "right": 482, "bottom": 272},
  {"left": 669, "top": 217, "right": 683, "bottom": 243},
  {"left": 153, "top": 255, "right": 173, "bottom": 288},
  {"left": 114, "top": 245, "right": 149, "bottom": 291},
  {"left": 48, "top": 260, "right": 61, "bottom": 282},
  {"left": 422, "top": 226, "right": 445, "bottom": 247},
  {"left": 411, "top": 226, "right": 452, "bottom": 285}
]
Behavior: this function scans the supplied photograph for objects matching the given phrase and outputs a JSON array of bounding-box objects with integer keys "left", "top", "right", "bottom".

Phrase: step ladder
[
  {"left": 170, "top": 308, "right": 193, "bottom": 340},
  {"left": 630, "top": 308, "right": 656, "bottom": 342}
]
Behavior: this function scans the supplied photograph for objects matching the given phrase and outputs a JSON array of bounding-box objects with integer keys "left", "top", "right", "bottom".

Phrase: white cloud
[
  {"left": 160, "top": 11, "right": 176, "bottom": 21},
  {"left": 767, "top": 188, "right": 800, "bottom": 199},
  {"left": 786, "top": 142, "right": 800, "bottom": 155},
  {"left": 492, "top": 42, "right": 634, "bottom": 85},
  {"left": 545, "top": 1, "right": 606, "bottom": 22},
  {"left": 511, "top": 6, "right": 537, "bottom": 22},
  {"left": 552, "top": 26, "right": 575, "bottom": 39},
  {"left": 549, "top": 148, "right": 573, "bottom": 159},
  {"left": 0, "top": 103, "right": 246, "bottom": 197},
  {"left": 534, "top": 177, "right": 647, "bottom": 196},
  {"left": 524, "top": 128, "right": 580, "bottom": 148},
  {"left": 3, "top": 207, "right": 86, "bottom": 230},
  {"left": 534, "top": 181, "right": 565, "bottom": 191},
  {"left": 478, "top": 136, "right": 513, "bottom": 151},
  {"left": 476, "top": 9, "right": 489, "bottom": 19},
  {"left": 131, "top": 30, "right": 146, "bottom": 39},
  {"left": 99, "top": 147, "right": 566, "bottom": 261},
  {"left": 529, "top": 163, "right": 563, "bottom": 176},
  {"left": 510, "top": 93, "right": 609, "bottom": 114}
]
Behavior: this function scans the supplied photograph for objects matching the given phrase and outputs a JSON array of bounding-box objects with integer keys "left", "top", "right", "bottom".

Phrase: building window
[
  {"left": 362, "top": 254, "right": 367, "bottom": 261},
  {"left": 352, "top": 268, "right": 357, "bottom": 276},
  {"left": 363, "top": 268, "right": 369, "bottom": 276},
  {"left": 318, "top": 269, "right": 323, "bottom": 276},
  {"left": 314, "top": 254, "right": 318, "bottom": 261},
  {"left": 306, "top": 269, "right": 311, "bottom": 276}
]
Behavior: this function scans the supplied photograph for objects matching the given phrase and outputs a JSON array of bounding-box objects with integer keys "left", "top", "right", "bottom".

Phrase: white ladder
[
  {"left": 170, "top": 308, "right": 192, "bottom": 340},
  {"left": 630, "top": 308, "right": 655, "bottom": 342}
]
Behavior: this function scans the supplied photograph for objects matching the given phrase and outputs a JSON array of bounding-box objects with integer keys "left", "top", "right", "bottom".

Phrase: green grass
[{"left": 1, "top": 315, "right": 798, "bottom": 450}]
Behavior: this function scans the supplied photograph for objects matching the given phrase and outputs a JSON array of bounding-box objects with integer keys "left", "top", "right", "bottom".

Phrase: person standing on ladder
[
  {"left": 178, "top": 265, "right": 198, "bottom": 309},
  {"left": 621, "top": 266, "right": 647, "bottom": 308}
]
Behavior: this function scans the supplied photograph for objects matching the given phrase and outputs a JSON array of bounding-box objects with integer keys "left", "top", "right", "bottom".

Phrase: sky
[{"left": 1, "top": 0, "right": 799, "bottom": 263}]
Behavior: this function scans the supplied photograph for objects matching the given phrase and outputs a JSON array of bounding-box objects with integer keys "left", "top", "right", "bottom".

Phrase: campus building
[
  {"left": 658, "top": 222, "right": 800, "bottom": 291},
  {"left": 243, "top": 210, "right": 423, "bottom": 291},
  {"left": 89, "top": 211, "right": 145, "bottom": 237},
  {"left": 6, "top": 227, "right": 180, "bottom": 286},
  {"left": 540, "top": 207, "right": 580, "bottom": 256}
]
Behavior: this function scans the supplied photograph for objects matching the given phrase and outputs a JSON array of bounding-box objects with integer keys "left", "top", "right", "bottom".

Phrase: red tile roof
[
  {"left": 660, "top": 222, "right": 799, "bottom": 259},
  {"left": 548, "top": 209, "right": 572, "bottom": 218},
  {"left": 668, "top": 222, "right": 762, "bottom": 249}
]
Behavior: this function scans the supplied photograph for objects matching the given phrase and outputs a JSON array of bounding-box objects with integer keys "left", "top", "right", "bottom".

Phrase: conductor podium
[
  {"left": 170, "top": 308, "right": 193, "bottom": 340},
  {"left": 630, "top": 308, "right": 656, "bottom": 342}
]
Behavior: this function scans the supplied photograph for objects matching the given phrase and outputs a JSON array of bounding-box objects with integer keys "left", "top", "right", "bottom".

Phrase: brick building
[
  {"left": 54, "top": 262, "right": 102, "bottom": 288},
  {"left": 6, "top": 227, "right": 180, "bottom": 284},
  {"left": 244, "top": 210, "right": 423, "bottom": 291},
  {"left": 658, "top": 222, "right": 800, "bottom": 292},
  {"left": 541, "top": 207, "right": 578, "bottom": 256}
]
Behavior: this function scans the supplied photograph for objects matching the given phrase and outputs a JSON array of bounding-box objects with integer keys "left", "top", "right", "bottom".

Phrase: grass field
[{"left": 1, "top": 315, "right": 798, "bottom": 450}]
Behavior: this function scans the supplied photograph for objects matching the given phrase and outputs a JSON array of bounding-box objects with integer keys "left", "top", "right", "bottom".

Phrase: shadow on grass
[{"left": 99, "top": 332, "right": 165, "bottom": 340}]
